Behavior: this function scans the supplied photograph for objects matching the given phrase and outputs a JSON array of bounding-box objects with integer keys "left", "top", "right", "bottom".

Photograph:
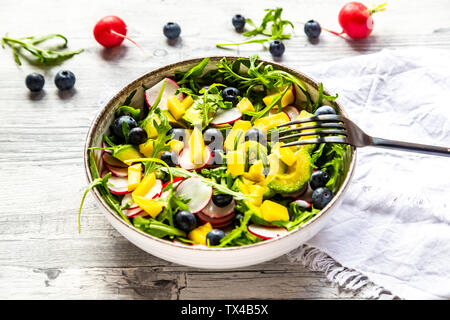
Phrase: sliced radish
[
  {"left": 105, "top": 163, "right": 128, "bottom": 177},
  {"left": 210, "top": 107, "right": 242, "bottom": 126},
  {"left": 162, "top": 177, "right": 184, "bottom": 190},
  {"left": 293, "top": 200, "right": 312, "bottom": 209},
  {"left": 144, "top": 77, "right": 182, "bottom": 111},
  {"left": 121, "top": 193, "right": 139, "bottom": 210},
  {"left": 141, "top": 179, "right": 163, "bottom": 199},
  {"left": 103, "top": 152, "right": 127, "bottom": 168},
  {"left": 283, "top": 106, "right": 300, "bottom": 120},
  {"left": 201, "top": 198, "right": 235, "bottom": 219},
  {"left": 197, "top": 212, "right": 234, "bottom": 228},
  {"left": 178, "top": 146, "right": 212, "bottom": 170},
  {"left": 102, "top": 171, "right": 129, "bottom": 195},
  {"left": 247, "top": 224, "right": 289, "bottom": 240},
  {"left": 101, "top": 141, "right": 112, "bottom": 154},
  {"left": 124, "top": 207, "right": 144, "bottom": 218},
  {"left": 175, "top": 177, "right": 212, "bottom": 213}
]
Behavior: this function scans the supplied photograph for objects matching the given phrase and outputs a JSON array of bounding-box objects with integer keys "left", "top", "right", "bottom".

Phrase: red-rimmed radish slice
[
  {"left": 124, "top": 207, "right": 144, "bottom": 218},
  {"left": 283, "top": 106, "right": 300, "bottom": 120},
  {"left": 101, "top": 141, "right": 112, "bottom": 154},
  {"left": 103, "top": 152, "right": 127, "bottom": 168},
  {"left": 162, "top": 177, "right": 184, "bottom": 190},
  {"left": 293, "top": 200, "right": 312, "bottom": 209},
  {"left": 178, "top": 146, "right": 212, "bottom": 170},
  {"left": 121, "top": 193, "right": 139, "bottom": 210},
  {"left": 201, "top": 198, "right": 235, "bottom": 219},
  {"left": 247, "top": 224, "right": 289, "bottom": 240},
  {"left": 197, "top": 212, "right": 234, "bottom": 228},
  {"left": 210, "top": 107, "right": 242, "bottom": 125},
  {"left": 145, "top": 77, "right": 182, "bottom": 110},
  {"left": 175, "top": 177, "right": 212, "bottom": 213},
  {"left": 102, "top": 171, "right": 129, "bottom": 195},
  {"left": 105, "top": 164, "right": 128, "bottom": 177},
  {"left": 142, "top": 179, "right": 163, "bottom": 199}
]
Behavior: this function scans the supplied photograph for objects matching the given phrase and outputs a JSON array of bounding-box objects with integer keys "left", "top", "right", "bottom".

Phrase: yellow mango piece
[
  {"left": 168, "top": 140, "right": 184, "bottom": 155},
  {"left": 273, "top": 142, "right": 297, "bottom": 167},
  {"left": 167, "top": 96, "right": 185, "bottom": 120},
  {"left": 236, "top": 97, "right": 255, "bottom": 113},
  {"left": 244, "top": 160, "right": 265, "bottom": 182},
  {"left": 132, "top": 196, "right": 166, "bottom": 218},
  {"left": 190, "top": 124, "right": 206, "bottom": 164},
  {"left": 181, "top": 95, "right": 194, "bottom": 109},
  {"left": 224, "top": 120, "right": 252, "bottom": 152},
  {"left": 188, "top": 223, "right": 213, "bottom": 245},
  {"left": 253, "top": 112, "right": 290, "bottom": 132},
  {"left": 139, "top": 139, "right": 154, "bottom": 157},
  {"left": 262, "top": 85, "right": 295, "bottom": 108},
  {"left": 248, "top": 184, "right": 265, "bottom": 207},
  {"left": 132, "top": 172, "right": 156, "bottom": 197},
  {"left": 261, "top": 200, "right": 290, "bottom": 222},
  {"left": 127, "top": 163, "right": 142, "bottom": 192},
  {"left": 226, "top": 150, "right": 245, "bottom": 177}
]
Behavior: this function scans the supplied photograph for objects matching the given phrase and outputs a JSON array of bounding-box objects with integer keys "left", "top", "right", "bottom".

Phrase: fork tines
[{"left": 276, "top": 114, "right": 348, "bottom": 147}]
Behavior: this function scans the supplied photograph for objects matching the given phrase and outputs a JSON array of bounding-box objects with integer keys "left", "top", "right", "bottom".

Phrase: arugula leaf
[
  {"left": 313, "top": 83, "right": 338, "bottom": 111},
  {"left": 2, "top": 34, "right": 83, "bottom": 66},
  {"left": 133, "top": 216, "right": 186, "bottom": 238},
  {"left": 217, "top": 8, "right": 293, "bottom": 48}
]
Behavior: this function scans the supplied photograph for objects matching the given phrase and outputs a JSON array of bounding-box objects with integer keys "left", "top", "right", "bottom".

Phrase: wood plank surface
[{"left": 1, "top": 0, "right": 449, "bottom": 299}]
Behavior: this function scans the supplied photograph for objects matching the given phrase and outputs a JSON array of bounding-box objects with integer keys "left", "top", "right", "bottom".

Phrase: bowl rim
[{"left": 84, "top": 56, "right": 357, "bottom": 252}]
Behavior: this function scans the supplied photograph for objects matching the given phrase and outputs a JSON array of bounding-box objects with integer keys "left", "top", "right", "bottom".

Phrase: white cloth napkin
[{"left": 287, "top": 48, "right": 450, "bottom": 300}]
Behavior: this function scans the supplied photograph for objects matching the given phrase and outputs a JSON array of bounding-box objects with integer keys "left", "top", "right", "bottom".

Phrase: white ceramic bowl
[{"left": 84, "top": 57, "right": 356, "bottom": 269}]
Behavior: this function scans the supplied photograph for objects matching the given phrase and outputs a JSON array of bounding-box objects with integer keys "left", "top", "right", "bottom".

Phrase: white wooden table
[{"left": 1, "top": 0, "right": 449, "bottom": 299}]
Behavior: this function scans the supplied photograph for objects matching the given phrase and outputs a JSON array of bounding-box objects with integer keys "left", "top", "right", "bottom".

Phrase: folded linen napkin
[{"left": 287, "top": 49, "right": 450, "bottom": 300}]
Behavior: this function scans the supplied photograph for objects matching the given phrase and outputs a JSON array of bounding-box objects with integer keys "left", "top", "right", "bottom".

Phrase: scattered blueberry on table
[
  {"left": 25, "top": 73, "right": 45, "bottom": 92},
  {"left": 54, "top": 70, "right": 76, "bottom": 91},
  {"left": 269, "top": 40, "right": 285, "bottom": 58},
  {"left": 232, "top": 14, "right": 246, "bottom": 31},
  {"left": 304, "top": 20, "right": 322, "bottom": 39},
  {"left": 163, "top": 22, "right": 181, "bottom": 40}
]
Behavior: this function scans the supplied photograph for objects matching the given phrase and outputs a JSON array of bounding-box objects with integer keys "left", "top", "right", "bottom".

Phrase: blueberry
[
  {"left": 312, "top": 187, "right": 333, "bottom": 209},
  {"left": 168, "top": 128, "right": 188, "bottom": 142},
  {"left": 128, "top": 127, "right": 148, "bottom": 145},
  {"left": 232, "top": 14, "right": 246, "bottom": 31},
  {"left": 54, "top": 70, "right": 76, "bottom": 91},
  {"left": 269, "top": 40, "right": 285, "bottom": 58},
  {"left": 232, "top": 212, "right": 244, "bottom": 227},
  {"left": 112, "top": 115, "right": 138, "bottom": 140},
  {"left": 206, "top": 229, "right": 226, "bottom": 246},
  {"left": 174, "top": 210, "right": 197, "bottom": 233},
  {"left": 309, "top": 170, "right": 330, "bottom": 190},
  {"left": 244, "top": 128, "right": 266, "bottom": 145},
  {"left": 161, "top": 151, "right": 178, "bottom": 167},
  {"left": 163, "top": 22, "right": 181, "bottom": 40},
  {"left": 25, "top": 73, "right": 45, "bottom": 92},
  {"left": 212, "top": 194, "right": 233, "bottom": 208},
  {"left": 222, "top": 87, "right": 240, "bottom": 105},
  {"left": 314, "top": 105, "right": 336, "bottom": 116},
  {"left": 304, "top": 20, "right": 322, "bottom": 39}
]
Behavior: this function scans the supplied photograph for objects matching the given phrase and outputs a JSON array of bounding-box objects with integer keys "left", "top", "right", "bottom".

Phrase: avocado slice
[
  {"left": 267, "top": 149, "right": 312, "bottom": 194},
  {"left": 113, "top": 145, "right": 143, "bottom": 163}
]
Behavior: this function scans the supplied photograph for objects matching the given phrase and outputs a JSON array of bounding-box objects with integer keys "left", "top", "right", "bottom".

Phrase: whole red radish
[
  {"left": 338, "top": 2, "right": 386, "bottom": 40},
  {"left": 93, "top": 15, "right": 128, "bottom": 48}
]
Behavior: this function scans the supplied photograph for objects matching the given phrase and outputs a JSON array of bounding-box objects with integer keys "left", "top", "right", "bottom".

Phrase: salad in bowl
[{"left": 82, "top": 55, "right": 354, "bottom": 267}]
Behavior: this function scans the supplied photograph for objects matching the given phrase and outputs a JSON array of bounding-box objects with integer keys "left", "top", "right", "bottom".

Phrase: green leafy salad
[{"left": 80, "top": 55, "right": 349, "bottom": 247}]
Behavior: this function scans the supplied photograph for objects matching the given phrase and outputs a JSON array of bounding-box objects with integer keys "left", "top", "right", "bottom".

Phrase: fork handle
[{"left": 371, "top": 137, "right": 450, "bottom": 157}]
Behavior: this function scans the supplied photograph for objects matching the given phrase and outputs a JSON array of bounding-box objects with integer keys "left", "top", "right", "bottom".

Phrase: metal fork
[{"left": 277, "top": 114, "right": 450, "bottom": 157}]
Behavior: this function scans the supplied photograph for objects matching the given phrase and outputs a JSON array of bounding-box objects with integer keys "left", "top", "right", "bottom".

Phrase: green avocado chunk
[
  {"left": 113, "top": 145, "right": 143, "bottom": 163},
  {"left": 268, "top": 148, "right": 312, "bottom": 194}
]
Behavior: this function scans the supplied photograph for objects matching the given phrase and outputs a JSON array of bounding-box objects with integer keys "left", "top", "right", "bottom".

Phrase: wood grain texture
[{"left": 1, "top": 0, "right": 449, "bottom": 300}]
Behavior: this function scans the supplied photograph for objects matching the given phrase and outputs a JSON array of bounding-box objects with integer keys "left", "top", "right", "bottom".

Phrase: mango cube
[
  {"left": 127, "top": 163, "right": 142, "bottom": 192},
  {"left": 167, "top": 96, "right": 185, "bottom": 120},
  {"left": 139, "top": 139, "right": 154, "bottom": 157},
  {"left": 262, "top": 85, "right": 295, "bottom": 108},
  {"left": 261, "top": 200, "right": 290, "bottom": 222},
  {"left": 132, "top": 196, "right": 166, "bottom": 218},
  {"left": 236, "top": 97, "right": 255, "bottom": 113},
  {"left": 226, "top": 150, "right": 245, "bottom": 177},
  {"left": 253, "top": 112, "right": 290, "bottom": 132},
  {"left": 132, "top": 172, "right": 156, "bottom": 197},
  {"left": 188, "top": 223, "right": 213, "bottom": 245}
]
